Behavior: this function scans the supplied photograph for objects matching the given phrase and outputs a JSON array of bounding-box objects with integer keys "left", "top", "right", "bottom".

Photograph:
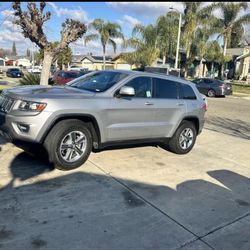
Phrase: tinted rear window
[
  {"left": 180, "top": 83, "right": 197, "bottom": 99},
  {"left": 153, "top": 78, "right": 178, "bottom": 99}
]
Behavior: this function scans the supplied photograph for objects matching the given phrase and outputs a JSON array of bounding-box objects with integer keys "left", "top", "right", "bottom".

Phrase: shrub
[{"left": 19, "top": 73, "right": 40, "bottom": 85}]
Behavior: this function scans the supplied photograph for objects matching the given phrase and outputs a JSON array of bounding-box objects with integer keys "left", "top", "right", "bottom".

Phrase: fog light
[{"left": 17, "top": 123, "right": 30, "bottom": 133}]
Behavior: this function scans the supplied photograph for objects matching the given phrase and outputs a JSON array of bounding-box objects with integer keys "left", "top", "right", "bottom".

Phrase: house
[
  {"left": 70, "top": 54, "right": 133, "bottom": 70},
  {"left": 234, "top": 46, "right": 250, "bottom": 80},
  {"left": 112, "top": 55, "right": 133, "bottom": 70}
]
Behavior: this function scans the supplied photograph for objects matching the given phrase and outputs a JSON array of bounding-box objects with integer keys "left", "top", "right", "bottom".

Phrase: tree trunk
[
  {"left": 221, "top": 35, "right": 228, "bottom": 79},
  {"left": 103, "top": 46, "right": 106, "bottom": 70},
  {"left": 40, "top": 51, "right": 53, "bottom": 85},
  {"left": 211, "top": 62, "right": 214, "bottom": 77},
  {"left": 184, "top": 49, "right": 190, "bottom": 78},
  {"left": 162, "top": 55, "right": 166, "bottom": 65},
  {"left": 199, "top": 59, "right": 203, "bottom": 78}
]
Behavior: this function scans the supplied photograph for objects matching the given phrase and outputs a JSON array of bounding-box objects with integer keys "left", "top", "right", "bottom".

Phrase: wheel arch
[
  {"left": 182, "top": 116, "right": 200, "bottom": 135},
  {"left": 40, "top": 114, "right": 101, "bottom": 148}
]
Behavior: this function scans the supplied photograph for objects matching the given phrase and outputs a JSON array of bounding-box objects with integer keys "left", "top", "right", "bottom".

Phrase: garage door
[{"left": 116, "top": 64, "right": 131, "bottom": 70}]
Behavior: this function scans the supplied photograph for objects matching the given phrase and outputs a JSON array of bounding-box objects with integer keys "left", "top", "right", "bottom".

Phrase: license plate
[{"left": 17, "top": 74, "right": 20, "bottom": 76}]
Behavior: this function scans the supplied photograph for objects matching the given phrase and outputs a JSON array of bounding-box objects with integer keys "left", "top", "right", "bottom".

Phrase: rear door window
[{"left": 152, "top": 77, "right": 178, "bottom": 99}]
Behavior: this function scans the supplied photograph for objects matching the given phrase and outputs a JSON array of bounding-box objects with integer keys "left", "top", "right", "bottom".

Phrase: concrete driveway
[{"left": 0, "top": 97, "right": 249, "bottom": 250}]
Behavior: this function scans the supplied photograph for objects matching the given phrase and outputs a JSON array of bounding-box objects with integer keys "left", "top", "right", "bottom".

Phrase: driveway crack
[{"left": 88, "top": 159, "right": 215, "bottom": 250}]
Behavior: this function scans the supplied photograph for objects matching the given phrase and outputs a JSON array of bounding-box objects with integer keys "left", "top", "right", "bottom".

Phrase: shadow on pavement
[
  {"left": 0, "top": 152, "right": 249, "bottom": 249},
  {"left": 205, "top": 116, "right": 250, "bottom": 140}
]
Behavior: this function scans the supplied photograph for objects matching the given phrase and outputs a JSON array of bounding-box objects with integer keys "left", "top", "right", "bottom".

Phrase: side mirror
[{"left": 119, "top": 86, "right": 135, "bottom": 96}]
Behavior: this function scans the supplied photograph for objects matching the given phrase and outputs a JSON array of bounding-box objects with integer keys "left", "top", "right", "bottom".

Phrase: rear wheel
[
  {"left": 168, "top": 121, "right": 197, "bottom": 154},
  {"left": 207, "top": 89, "right": 216, "bottom": 97},
  {"left": 44, "top": 119, "right": 92, "bottom": 171}
]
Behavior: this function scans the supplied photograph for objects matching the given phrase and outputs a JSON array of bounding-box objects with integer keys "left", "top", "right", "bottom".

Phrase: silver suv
[{"left": 0, "top": 70, "right": 207, "bottom": 170}]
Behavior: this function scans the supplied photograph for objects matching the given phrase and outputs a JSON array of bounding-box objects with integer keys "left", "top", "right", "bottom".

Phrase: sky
[{"left": 0, "top": 2, "right": 249, "bottom": 57}]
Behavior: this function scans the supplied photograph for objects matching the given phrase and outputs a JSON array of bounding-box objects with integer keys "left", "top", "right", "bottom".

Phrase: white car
[
  {"left": 28, "top": 66, "right": 42, "bottom": 74},
  {"left": 68, "top": 66, "right": 88, "bottom": 71}
]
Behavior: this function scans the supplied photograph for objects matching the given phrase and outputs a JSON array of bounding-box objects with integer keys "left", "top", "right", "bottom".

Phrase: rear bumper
[{"left": 221, "top": 87, "right": 233, "bottom": 96}]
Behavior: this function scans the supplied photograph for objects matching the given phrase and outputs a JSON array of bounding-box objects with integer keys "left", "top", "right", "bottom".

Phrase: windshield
[{"left": 69, "top": 71, "right": 128, "bottom": 92}]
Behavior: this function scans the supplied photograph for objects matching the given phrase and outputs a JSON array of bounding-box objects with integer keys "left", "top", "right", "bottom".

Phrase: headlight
[{"left": 18, "top": 101, "right": 47, "bottom": 112}]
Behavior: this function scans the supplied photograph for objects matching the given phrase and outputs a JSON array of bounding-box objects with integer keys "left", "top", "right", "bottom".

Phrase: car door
[
  {"left": 203, "top": 78, "right": 214, "bottom": 93},
  {"left": 106, "top": 76, "right": 155, "bottom": 141},
  {"left": 150, "top": 77, "right": 186, "bottom": 138},
  {"left": 192, "top": 79, "right": 207, "bottom": 94}
]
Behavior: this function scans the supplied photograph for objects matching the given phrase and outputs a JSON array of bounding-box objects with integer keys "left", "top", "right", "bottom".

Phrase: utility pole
[{"left": 170, "top": 7, "right": 182, "bottom": 77}]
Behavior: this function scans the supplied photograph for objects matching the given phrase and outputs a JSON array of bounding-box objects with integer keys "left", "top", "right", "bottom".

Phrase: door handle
[
  {"left": 145, "top": 102, "right": 154, "bottom": 106},
  {"left": 177, "top": 103, "right": 184, "bottom": 106}
]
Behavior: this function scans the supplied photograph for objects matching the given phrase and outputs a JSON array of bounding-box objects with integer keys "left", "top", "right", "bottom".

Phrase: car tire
[
  {"left": 207, "top": 89, "right": 216, "bottom": 97},
  {"left": 168, "top": 121, "right": 197, "bottom": 154},
  {"left": 44, "top": 119, "right": 92, "bottom": 171}
]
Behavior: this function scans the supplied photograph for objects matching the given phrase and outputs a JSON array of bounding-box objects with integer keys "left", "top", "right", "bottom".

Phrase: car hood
[{"left": 4, "top": 85, "right": 95, "bottom": 100}]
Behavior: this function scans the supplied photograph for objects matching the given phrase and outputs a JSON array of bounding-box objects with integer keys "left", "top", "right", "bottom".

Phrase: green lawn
[{"left": 232, "top": 84, "right": 250, "bottom": 95}]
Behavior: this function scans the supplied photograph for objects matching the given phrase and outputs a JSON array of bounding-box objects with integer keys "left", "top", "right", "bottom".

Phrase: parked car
[
  {"left": 6, "top": 68, "right": 24, "bottom": 78},
  {"left": 52, "top": 70, "right": 90, "bottom": 85},
  {"left": 52, "top": 70, "right": 81, "bottom": 85},
  {"left": 27, "top": 66, "right": 41, "bottom": 74},
  {"left": 0, "top": 70, "right": 207, "bottom": 171},
  {"left": 68, "top": 66, "right": 88, "bottom": 71},
  {"left": 191, "top": 78, "right": 233, "bottom": 97}
]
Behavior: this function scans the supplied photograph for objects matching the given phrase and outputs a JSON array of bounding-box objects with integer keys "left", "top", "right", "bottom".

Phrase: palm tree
[
  {"left": 84, "top": 19, "right": 124, "bottom": 69},
  {"left": 194, "top": 17, "right": 221, "bottom": 78},
  {"left": 209, "top": 2, "right": 250, "bottom": 76},
  {"left": 205, "top": 41, "right": 224, "bottom": 78},
  {"left": 123, "top": 24, "right": 160, "bottom": 68},
  {"left": 132, "top": 24, "right": 158, "bottom": 48},
  {"left": 156, "top": 11, "right": 179, "bottom": 64},
  {"left": 181, "top": 2, "right": 215, "bottom": 77}
]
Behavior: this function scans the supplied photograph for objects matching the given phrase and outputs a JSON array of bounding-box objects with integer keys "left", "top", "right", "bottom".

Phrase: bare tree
[{"left": 12, "top": 2, "right": 87, "bottom": 85}]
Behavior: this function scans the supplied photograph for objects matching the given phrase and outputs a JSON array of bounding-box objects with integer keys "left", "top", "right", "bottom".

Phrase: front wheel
[
  {"left": 168, "top": 121, "right": 197, "bottom": 154},
  {"left": 44, "top": 119, "right": 92, "bottom": 171}
]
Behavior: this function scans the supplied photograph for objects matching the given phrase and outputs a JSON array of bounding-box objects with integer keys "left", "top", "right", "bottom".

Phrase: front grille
[{"left": 0, "top": 94, "right": 15, "bottom": 113}]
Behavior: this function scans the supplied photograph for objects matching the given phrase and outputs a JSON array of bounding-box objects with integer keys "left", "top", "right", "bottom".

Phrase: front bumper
[{"left": 0, "top": 111, "right": 52, "bottom": 143}]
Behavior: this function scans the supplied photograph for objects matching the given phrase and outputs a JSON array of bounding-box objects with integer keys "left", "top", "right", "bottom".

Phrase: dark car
[
  {"left": 191, "top": 78, "right": 233, "bottom": 97},
  {"left": 6, "top": 68, "right": 24, "bottom": 78}
]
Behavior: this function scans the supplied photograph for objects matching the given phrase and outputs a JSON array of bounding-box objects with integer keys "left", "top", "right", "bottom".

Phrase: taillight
[
  {"left": 202, "top": 102, "right": 208, "bottom": 111},
  {"left": 220, "top": 84, "right": 225, "bottom": 89}
]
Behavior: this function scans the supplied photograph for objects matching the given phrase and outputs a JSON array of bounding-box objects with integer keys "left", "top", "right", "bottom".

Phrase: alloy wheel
[{"left": 59, "top": 131, "right": 87, "bottom": 163}]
